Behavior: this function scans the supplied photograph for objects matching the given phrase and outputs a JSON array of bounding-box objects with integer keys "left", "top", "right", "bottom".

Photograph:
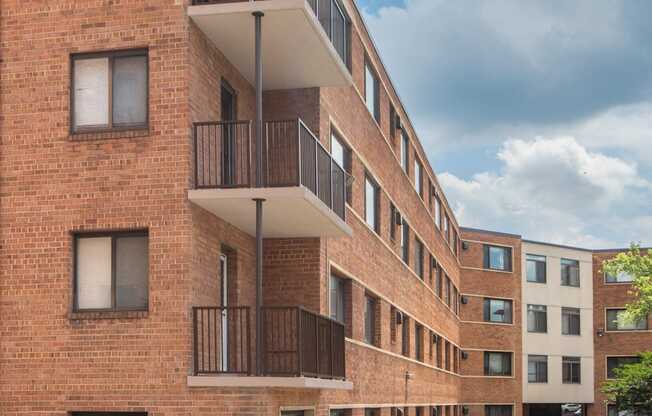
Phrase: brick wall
[
  {"left": 592, "top": 250, "right": 652, "bottom": 416},
  {"left": 459, "top": 229, "right": 523, "bottom": 416}
]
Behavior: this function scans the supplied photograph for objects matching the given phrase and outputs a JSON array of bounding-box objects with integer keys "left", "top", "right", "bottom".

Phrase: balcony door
[
  {"left": 220, "top": 80, "right": 237, "bottom": 186},
  {"left": 219, "top": 253, "right": 229, "bottom": 372}
]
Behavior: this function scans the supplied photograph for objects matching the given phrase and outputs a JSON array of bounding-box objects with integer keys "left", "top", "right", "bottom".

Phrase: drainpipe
[{"left": 253, "top": 10, "right": 265, "bottom": 377}]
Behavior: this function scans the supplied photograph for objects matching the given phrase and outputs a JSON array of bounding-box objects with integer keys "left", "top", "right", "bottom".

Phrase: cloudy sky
[{"left": 357, "top": 0, "right": 652, "bottom": 248}]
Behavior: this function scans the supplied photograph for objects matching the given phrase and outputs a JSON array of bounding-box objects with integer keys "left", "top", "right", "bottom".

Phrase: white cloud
[{"left": 439, "top": 137, "right": 652, "bottom": 248}]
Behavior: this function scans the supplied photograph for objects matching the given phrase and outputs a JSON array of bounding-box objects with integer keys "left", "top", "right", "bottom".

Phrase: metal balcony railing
[
  {"left": 190, "top": 0, "right": 349, "bottom": 65},
  {"left": 192, "top": 306, "right": 346, "bottom": 379},
  {"left": 193, "top": 119, "right": 347, "bottom": 220}
]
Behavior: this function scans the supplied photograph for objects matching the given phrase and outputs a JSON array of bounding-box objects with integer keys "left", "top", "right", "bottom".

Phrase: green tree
[
  {"left": 602, "top": 244, "right": 652, "bottom": 324},
  {"left": 602, "top": 352, "right": 652, "bottom": 415}
]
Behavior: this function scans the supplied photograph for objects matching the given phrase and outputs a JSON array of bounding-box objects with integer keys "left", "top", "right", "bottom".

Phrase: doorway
[
  {"left": 220, "top": 80, "right": 237, "bottom": 186},
  {"left": 219, "top": 253, "right": 229, "bottom": 372}
]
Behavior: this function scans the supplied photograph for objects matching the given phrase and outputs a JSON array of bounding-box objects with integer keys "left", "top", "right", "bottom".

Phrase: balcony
[
  {"left": 188, "top": 119, "right": 352, "bottom": 238},
  {"left": 188, "top": 0, "right": 352, "bottom": 90},
  {"left": 189, "top": 306, "right": 352, "bottom": 389}
]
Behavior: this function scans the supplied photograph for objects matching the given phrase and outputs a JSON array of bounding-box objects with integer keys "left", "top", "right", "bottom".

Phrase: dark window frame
[
  {"left": 73, "top": 230, "right": 149, "bottom": 313},
  {"left": 71, "top": 413, "right": 148, "bottom": 416},
  {"left": 562, "top": 356, "right": 581, "bottom": 384},
  {"left": 364, "top": 173, "right": 381, "bottom": 234},
  {"left": 330, "top": 126, "right": 353, "bottom": 205},
  {"left": 364, "top": 293, "right": 378, "bottom": 346},
  {"left": 561, "top": 258, "right": 580, "bottom": 287},
  {"left": 415, "top": 238, "right": 424, "bottom": 279},
  {"left": 526, "top": 254, "right": 547, "bottom": 283},
  {"left": 527, "top": 354, "right": 548, "bottom": 383},
  {"left": 484, "top": 351, "right": 513, "bottom": 376},
  {"left": 364, "top": 56, "right": 381, "bottom": 123},
  {"left": 483, "top": 244, "right": 512, "bottom": 272},
  {"left": 606, "top": 356, "right": 641, "bottom": 379},
  {"left": 562, "top": 307, "right": 581, "bottom": 335},
  {"left": 527, "top": 304, "right": 548, "bottom": 333},
  {"left": 415, "top": 323, "right": 424, "bottom": 362},
  {"left": 483, "top": 298, "right": 513, "bottom": 324},
  {"left": 70, "top": 48, "right": 149, "bottom": 134},
  {"left": 606, "top": 308, "right": 648, "bottom": 331},
  {"left": 401, "top": 221, "right": 410, "bottom": 265}
]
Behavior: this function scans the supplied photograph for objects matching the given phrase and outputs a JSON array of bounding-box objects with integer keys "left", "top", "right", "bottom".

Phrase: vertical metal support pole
[{"left": 253, "top": 10, "right": 265, "bottom": 376}]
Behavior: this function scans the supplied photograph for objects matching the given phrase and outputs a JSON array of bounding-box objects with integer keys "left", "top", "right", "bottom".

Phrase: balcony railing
[
  {"left": 192, "top": 306, "right": 346, "bottom": 379},
  {"left": 190, "top": 0, "right": 349, "bottom": 65},
  {"left": 193, "top": 119, "right": 346, "bottom": 220}
]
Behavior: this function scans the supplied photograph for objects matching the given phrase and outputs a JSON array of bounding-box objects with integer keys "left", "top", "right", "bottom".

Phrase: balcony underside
[
  {"left": 188, "top": 0, "right": 352, "bottom": 90},
  {"left": 188, "top": 187, "right": 352, "bottom": 238},
  {"left": 187, "top": 375, "right": 353, "bottom": 390}
]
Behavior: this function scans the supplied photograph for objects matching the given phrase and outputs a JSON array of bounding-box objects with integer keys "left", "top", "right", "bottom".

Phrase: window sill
[
  {"left": 69, "top": 310, "right": 148, "bottom": 320},
  {"left": 70, "top": 128, "right": 150, "bottom": 141}
]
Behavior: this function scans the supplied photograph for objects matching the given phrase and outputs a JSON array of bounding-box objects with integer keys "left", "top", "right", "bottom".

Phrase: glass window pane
[
  {"left": 365, "top": 178, "right": 376, "bottom": 229},
  {"left": 401, "top": 132, "right": 408, "bottom": 171},
  {"left": 330, "top": 275, "right": 345, "bottom": 323},
  {"left": 331, "top": 134, "right": 345, "bottom": 169},
  {"left": 113, "top": 55, "right": 147, "bottom": 125},
  {"left": 414, "top": 161, "right": 421, "bottom": 193},
  {"left": 489, "top": 247, "right": 505, "bottom": 270},
  {"left": 365, "top": 64, "right": 375, "bottom": 116},
  {"left": 74, "top": 57, "right": 109, "bottom": 128},
  {"left": 115, "top": 235, "right": 148, "bottom": 310},
  {"left": 76, "top": 237, "right": 112, "bottom": 309}
]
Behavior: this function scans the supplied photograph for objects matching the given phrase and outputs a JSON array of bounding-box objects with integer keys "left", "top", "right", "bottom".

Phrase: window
[
  {"left": 282, "top": 411, "right": 313, "bottom": 416},
  {"left": 402, "top": 316, "right": 410, "bottom": 357},
  {"left": 562, "top": 356, "right": 581, "bottom": 384},
  {"left": 416, "top": 408, "right": 424, "bottom": 416},
  {"left": 390, "top": 104, "right": 397, "bottom": 138},
  {"left": 330, "top": 410, "right": 348, "bottom": 416},
  {"left": 561, "top": 258, "right": 580, "bottom": 287},
  {"left": 431, "top": 407, "right": 440, "bottom": 416},
  {"left": 434, "top": 197, "right": 441, "bottom": 228},
  {"left": 364, "top": 175, "right": 380, "bottom": 233},
  {"left": 436, "top": 266, "right": 443, "bottom": 298},
  {"left": 415, "top": 323, "right": 424, "bottom": 362},
  {"left": 444, "top": 214, "right": 450, "bottom": 242},
  {"left": 445, "top": 341, "right": 451, "bottom": 371},
  {"left": 415, "top": 239, "right": 424, "bottom": 279},
  {"left": 365, "top": 410, "right": 380, "bottom": 416},
  {"left": 527, "top": 304, "right": 547, "bottom": 333},
  {"left": 330, "top": 129, "right": 352, "bottom": 204},
  {"left": 414, "top": 159, "right": 422, "bottom": 196},
  {"left": 605, "top": 271, "right": 634, "bottom": 283},
  {"left": 528, "top": 355, "right": 548, "bottom": 383},
  {"left": 485, "top": 406, "right": 513, "bottom": 416},
  {"left": 330, "top": 275, "right": 346, "bottom": 324},
  {"left": 435, "top": 335, "right": 442, "bottom": 368},
  {"left": 607, "top": 356, "right": 641, "bottom": 379},
  {"left": 74, "top": 231, "right": 148, "bottom": 311},
  {"left": 364, "top": 60, "right": 380, "bottom": 122},
  {"left": 453, "top": 232, "right": 459, "bottom": 257},
  {"left": 562, "top": 307, "right": 581, "bottom": 335},
  {"left": 607, "top": 309, "right": 647, "bottom": 331},
  {"left": 401, "top": 222, "right": 410, "bottom": 265},
  {"left": 526, "top": 254, "right": 546, "bottom": 283},
  {"left": 484, "top": 351, "right": 512, "bottom": 376},
  {"left": 72, "top": 49, "right": 148, "bottom": 132},
  {"left": 452, "top": 286, "right": 459, "bottom": 315},
  {"left": 483, "top": 245, "right": 512, "bottom": 271},
  {"left": 364, "top": 294, "right": 377, "bottom": 345},
  {"left": 390, "top": 203, "right": 399, "bottom": 241},
  {"left": 400, "top": 130, "right": 409, "bottom": 173},
  {"left": 483, "top": 298, "right": 513, "bottom": 324},
  {"left": 445, "top": 276, "right": 452, "bottom": 307}
]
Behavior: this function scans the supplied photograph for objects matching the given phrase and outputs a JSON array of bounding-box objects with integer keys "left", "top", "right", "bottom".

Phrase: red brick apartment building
[{"left": 0, "top": 1, "right": 648, "bottom": 416}]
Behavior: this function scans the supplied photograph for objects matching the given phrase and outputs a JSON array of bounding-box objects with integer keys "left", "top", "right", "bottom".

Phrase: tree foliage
[
  {"left": 602, "top": 352, "right": 652, "bottom": 414},
  {"left": 602, "top": 244, "right": 652, "bottom": 324}
]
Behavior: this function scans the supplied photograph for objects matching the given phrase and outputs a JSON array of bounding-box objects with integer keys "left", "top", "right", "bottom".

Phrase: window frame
[
  {"left": 562, "top": 356, "right": 581, "bottom": 384},
  {"left": 606, "top": 308, "right": 648, "bottom": 331},
  {"left": 415, "top": 323, "right": 424, "bottom": 362},
  {"left": 527, "top": 304, "right": 548, "bottom": 333},
  {"left": 526, "top": 254, "right": 547, "bottom": 283},
  {"left": 70, "top": 48, "right": 149, "bottom": 134},
  {"left": 415, "top": 238, "right": 424, "bottom": 279},
  {"left": 605, "top": 270, "right": 634, "bottom": 284},
  {"left": 606, "top": 356, "right": 641, "bottom": 379},
  {"left": 364, "top": 293, "right": 378, "bottom": 345},
  {"left": 73, "top": 230, "right": 149, "bottom": 313},
  {"left": 364, "top": 174, "right": 380, "bottom": 234},
  {"left": 330, "top": 127, "right": 352, "bottom": 205},
  {"left": 561, "top": 258, "right": 580, "bottom": 287},
  {"left": 527, "top": 354, "right": 548, "bottom": 383},
  {"left": 562, "top": 307, "right": 581, "bottom": 335},
  {"left": 483, "top": 298, "right": 513, "bottom": 324},
  {"left": 329, "top": 274, "right": 346, "bottom": 324},
  {"left": 483, "top": 244, "right": 512, "bottom": 272},
  {"left": 364, "top": 57, "right": 380, "bottom": 123},
  {"left": 414, "top": 158, "right": 423, "bottom": 197},
  {"left": 484, "top": 351, "right": 512, "bottom": 376},
  {"left": 401, "top": 315, "right": 410, "bottom": 357}
]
